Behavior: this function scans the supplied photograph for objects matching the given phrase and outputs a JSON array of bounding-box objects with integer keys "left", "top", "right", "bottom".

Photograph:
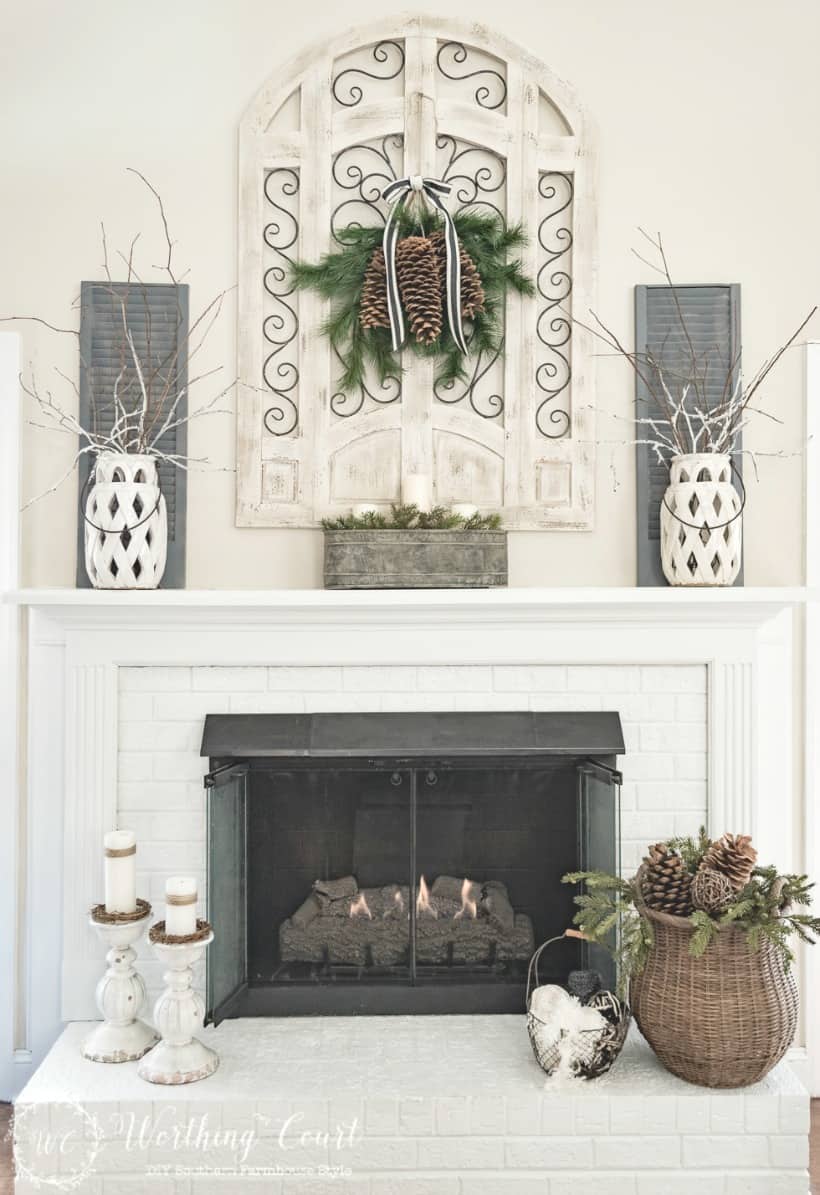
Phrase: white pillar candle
[
  {"left": 165, "top": 876, "right": 198, "bottom": 937},
  {"left": 352, "top": 502, "right": 378, "bottom": 517},
  {"left": 403, "top": 474, "right": 431, "bottom": 509},
  {"left": 451, "top": 503, "right": 478, "bottom": 519},
  {"left": 103, "top": 830, "right": 137, "bottom": 915}
]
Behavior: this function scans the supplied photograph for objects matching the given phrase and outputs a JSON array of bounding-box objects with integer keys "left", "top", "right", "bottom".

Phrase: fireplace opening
[{"left": 202, "top": 712, "right": 623, "bottom": 1020}]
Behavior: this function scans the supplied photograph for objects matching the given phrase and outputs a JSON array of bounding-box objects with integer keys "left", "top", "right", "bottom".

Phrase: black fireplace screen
[{"left": 203, "top": 713, "right": 622, "bottom": 1020}]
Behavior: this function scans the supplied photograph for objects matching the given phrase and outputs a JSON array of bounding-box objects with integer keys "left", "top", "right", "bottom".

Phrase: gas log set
[{"left": 280, "top": 874, "right": 536, "bottom": 968}]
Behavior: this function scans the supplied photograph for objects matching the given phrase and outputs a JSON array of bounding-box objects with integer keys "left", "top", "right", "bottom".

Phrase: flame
[
  {"left": 454, "top": 877, "right": 478, "bottom": 920},
  {"left": 349, "top": 892, "right": 372, "bottom": 920},
  {"left": 383, "top": 889, "right": 405, "bottom": 919},
  {"left": 416, "top": 875, "right": 438, "bottom": 918}
]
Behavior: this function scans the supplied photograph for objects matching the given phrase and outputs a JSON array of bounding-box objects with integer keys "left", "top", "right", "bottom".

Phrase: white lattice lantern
[
  {"left": 660, "top": 453, "right": 742, "bottom": 587},
  {"left": 84, "top": 453, "right": 168, "bottom": 589}
]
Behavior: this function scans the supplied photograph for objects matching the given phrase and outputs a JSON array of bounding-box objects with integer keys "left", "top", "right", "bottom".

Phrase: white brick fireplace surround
[
  {"left": 122, "top": 657, "right": 707, "bottom": 1012},
  {"left": 9, "top": 587, "right": 810, "bottom": 1192}
]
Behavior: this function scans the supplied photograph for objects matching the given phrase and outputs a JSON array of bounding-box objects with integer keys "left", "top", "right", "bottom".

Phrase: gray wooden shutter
[
  {"left": 77, "top": 281, "right": 189, "bottom": 587},
  {"left": 634, "top": 284, "right": 741, "bottom": 586}
]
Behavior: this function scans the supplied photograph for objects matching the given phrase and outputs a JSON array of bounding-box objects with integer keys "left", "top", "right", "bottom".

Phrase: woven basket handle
[
  {"left": 770, "top": 876, "right": 791, "bottom": 915},
  {"left": 633, "top": 865, "right": 648, "bottom": 914},
  {"left": 525, "top": 932, "right": 569, "bottom": 1008}
]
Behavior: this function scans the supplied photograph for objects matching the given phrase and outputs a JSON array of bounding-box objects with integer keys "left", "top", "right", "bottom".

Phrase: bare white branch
[{"left": 21, "top": 444, "right": 101, "bottom": 509}]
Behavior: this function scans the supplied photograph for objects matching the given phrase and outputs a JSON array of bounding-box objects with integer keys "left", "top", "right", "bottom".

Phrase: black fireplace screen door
[
  {"left": 206, "top": 763, "right": 248, "bottom": 1025},
  {"left": 577, "top": 759, "right": 621, "bottom": 989},
  {"left": 205, "top": 756, "right": 620, "bottom": 1021}
]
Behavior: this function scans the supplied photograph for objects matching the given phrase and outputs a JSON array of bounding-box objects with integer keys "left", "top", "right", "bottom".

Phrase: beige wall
[{"left": 4, "top": 0, "right": 817, "bottom": 588}]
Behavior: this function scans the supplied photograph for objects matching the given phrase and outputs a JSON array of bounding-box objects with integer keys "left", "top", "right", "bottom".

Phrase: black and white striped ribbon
[{"left": 381, "top": 176, "right": 467, "bottom": 355}]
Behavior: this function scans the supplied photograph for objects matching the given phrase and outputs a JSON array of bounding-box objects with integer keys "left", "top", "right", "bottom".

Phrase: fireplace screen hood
[{"left": 202, "top": 712, "right": 624, "bottom": 1021}]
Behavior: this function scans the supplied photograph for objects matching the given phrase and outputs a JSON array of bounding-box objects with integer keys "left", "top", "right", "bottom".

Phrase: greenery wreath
[{"left": 290, "top": 210, "right": 534, "bottom": 397}]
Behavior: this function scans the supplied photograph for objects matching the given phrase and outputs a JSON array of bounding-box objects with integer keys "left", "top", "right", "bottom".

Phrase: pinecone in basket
[
  {"left": 691, "top": 867, "right": 734, "bottom": 915},
  {"left": 429, "top": 229, "right": 486, "bottom": 320},
  {"left": 395, "top": 235, "right": 442, "bottom": 345},
  {"left": 701, "top": 832, "right": 757, "bottom": 893},
  {"left": 641, "top": 843, "right": 694, "bottom": 916},
  {"left": 359, "top": 247, "right": 390, "bottom": 331}
]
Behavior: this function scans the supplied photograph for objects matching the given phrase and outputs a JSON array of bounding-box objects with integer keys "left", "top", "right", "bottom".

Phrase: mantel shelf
[
  {"left": 5, "top": 585, "right": 809, "bottom": 608},
  {"left": 5, "top": 585, "right": 807, "bottom": 631}
]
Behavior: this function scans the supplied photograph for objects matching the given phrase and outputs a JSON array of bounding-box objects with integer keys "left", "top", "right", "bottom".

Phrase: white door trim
[{"left": 0, "top": 333, "right": 24, "bottom": 1099}]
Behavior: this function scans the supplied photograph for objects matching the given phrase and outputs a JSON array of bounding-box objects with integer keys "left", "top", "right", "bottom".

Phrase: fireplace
[{"left": 202, "top": 711, "right": 623, "bottom": 1020}]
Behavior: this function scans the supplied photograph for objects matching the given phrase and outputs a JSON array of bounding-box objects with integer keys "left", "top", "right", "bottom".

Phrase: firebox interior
[{"left": 202, "top": 712, "right": 623, "bottom": 1021}]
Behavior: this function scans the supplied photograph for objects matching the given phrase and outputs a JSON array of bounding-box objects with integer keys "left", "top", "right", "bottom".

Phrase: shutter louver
[
  {"left": 77, "top": 281, "right": 189, "bottom": 587},
  {"left": 634, "top": 284, "right": 741, "bottom": 586}
]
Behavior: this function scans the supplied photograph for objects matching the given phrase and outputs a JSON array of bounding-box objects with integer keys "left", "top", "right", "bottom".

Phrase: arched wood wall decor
[{"left": 237, "top": 16, "right": 596, "bottom": 528}]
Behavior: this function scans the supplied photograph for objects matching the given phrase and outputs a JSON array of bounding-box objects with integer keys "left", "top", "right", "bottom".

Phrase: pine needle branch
[{"left": 291, "top": 211, "right": 534, "bottom": 397}]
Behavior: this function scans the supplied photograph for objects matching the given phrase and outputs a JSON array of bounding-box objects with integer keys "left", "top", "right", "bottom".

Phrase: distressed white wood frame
[
  {"left": 8, "top": 587, "right": 800, "bottom": 1056},
  {"left": 236, "top": 16, "right": 596, "bottom": 529}
]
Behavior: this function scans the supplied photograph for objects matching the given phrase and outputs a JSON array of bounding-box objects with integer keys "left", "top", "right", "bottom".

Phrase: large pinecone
[
  {"left": 701, "top": 833, "right": 757, "bottom": 892},
  {"left": 359, "top": 247, "right": 390, "bottom": 331},
  {"left": 396, "top": 236, "right": 442, "bottom": 345},
  {"left": 641, "top": 843, "right": 694, "bottom": 916},
  {"left": 429, "top": 229, "right": 486, "bottom": 320}
]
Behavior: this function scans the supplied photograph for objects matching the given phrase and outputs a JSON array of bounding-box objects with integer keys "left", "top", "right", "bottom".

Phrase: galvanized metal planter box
[{"left": 323, "top": 529, "right": 508, "bottom": 589}]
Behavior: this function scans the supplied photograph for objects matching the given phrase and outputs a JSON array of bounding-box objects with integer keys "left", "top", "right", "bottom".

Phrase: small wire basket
[{"left": 526, "top": 932, "right": 631, "bottom": 1079}]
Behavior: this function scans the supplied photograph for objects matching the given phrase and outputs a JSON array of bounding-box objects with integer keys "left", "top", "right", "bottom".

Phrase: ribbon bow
[{"left": 381, "top": 176, "right": 468, "bottom": 355}]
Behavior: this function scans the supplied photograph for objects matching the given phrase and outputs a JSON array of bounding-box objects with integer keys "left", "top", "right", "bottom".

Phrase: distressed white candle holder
[
  {"left": 83, "top": 900, "right": 159, "bottom": 1063},
  {"left": 138, "top": 921, "right": 218, "bottom": 1085}
]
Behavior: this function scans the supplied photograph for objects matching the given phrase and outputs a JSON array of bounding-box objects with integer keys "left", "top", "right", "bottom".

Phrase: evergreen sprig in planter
[{"left": 322, "top": 505, "right": 507, "bottom": 590}]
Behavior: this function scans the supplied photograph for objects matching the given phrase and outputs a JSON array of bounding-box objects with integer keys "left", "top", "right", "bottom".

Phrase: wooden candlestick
[
  {"left": 138, "top": 926, "right": 218, "bottom": 1085},
  {"left": 83, "top": 903, "right": 158, "bottom": 1063}
]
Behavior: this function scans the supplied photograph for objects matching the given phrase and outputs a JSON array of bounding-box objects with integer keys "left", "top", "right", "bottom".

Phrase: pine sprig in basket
[
  {"left": 562, "top": 871, "right": 654, "bottom": 997},
  {"left": 563, "top": 829, "right": 820, "bottom": 980},
  {"left": 687, "top": 866, "right": 820, "bottom": 964}
]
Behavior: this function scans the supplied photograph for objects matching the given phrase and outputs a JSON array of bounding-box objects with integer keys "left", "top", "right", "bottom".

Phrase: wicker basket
[{"left": 631, "top": 883, "right": 798, "bottom": 1088}]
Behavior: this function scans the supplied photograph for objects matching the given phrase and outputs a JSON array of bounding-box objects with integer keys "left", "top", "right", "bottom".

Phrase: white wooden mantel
[{"left": 6, "top": 586, "right": 804, "bottom": 1088}]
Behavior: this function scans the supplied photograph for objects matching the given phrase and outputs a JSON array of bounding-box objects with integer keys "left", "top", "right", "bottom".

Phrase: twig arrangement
[
  {"left": 576, "top": 230, "right": 816, "bottom": 465},
  {"left": 3, "top": 169, "right": 234, "bottom": 507}
]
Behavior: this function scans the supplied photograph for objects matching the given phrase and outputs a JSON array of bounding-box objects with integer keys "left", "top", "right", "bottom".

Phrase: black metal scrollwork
[
  {"left": 433, "top": 341, "right": 505, "bottom": 420},
  {"left": 329, "top": 136, "right": 403, "bottom": 415},
  {"left": 262, "top": 168, "right": 300, "bottom": 437},
  {"left": 331, "top": 134, "right": 404, "bottom": 243},
  {"left": 332, "top": 41, "right": 405, "bottom": 108},
  {"left": 330, "top": 364, "right": 402, "bottom": 420},
  {"left": 436, "top": 134, "right": 506, "bottom": 221},
  {"left": 436, "top": 42, "right": 507, "bottom": 110},
  {"left": 431, "top": 136, "right": 507, "bottom": 417},
  {"left": 535, "top": 172, "right": 573, "bottom": 439}
]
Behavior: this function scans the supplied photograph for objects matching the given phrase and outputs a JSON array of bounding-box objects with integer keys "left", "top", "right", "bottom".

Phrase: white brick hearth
[{"left": 16, "top": 1019, "right": 810, "bottom": 1194}]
